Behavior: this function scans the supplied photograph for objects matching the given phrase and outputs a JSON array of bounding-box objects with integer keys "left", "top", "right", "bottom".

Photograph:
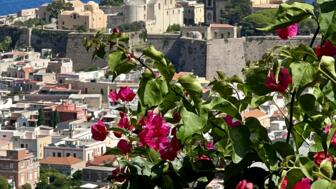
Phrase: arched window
[{"left": 158, "top": 3, "right": 161, "bottom": 10}]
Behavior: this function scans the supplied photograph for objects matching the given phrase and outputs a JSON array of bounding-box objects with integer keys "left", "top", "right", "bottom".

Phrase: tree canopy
[
  {"left": 219, "top": 0, "right": 252, "bottom": 25},
  {"left": 0, "top": 176, "right": 8, "bottom": 189},
  {"left": 0, "top": 36, "right": 12, "bottom": 52}
]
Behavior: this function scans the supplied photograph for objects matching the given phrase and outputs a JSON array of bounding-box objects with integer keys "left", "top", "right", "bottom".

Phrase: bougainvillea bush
[{"left": 86, "top": 1, "right": 336, "bottom": 188}]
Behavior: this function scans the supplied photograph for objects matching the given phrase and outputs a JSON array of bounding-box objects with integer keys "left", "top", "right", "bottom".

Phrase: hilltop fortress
[{"left": 0, "top": 26, "right": 316, "bottom": 79}]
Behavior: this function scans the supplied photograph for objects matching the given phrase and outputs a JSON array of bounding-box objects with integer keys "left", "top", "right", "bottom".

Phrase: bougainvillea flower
[
  {"left": 91, "top": 120, "right": 109, "bottom": 141},
  {"left": 118, "top": 112, "right": 134, "bottom": 131},
  {"left": 235, "top": 179, "right": 254, "bottom": 189},
  {"left": 275, "top": 23, "right": 298, "bottom": 40},
  {"left": 118, "top": 87, "right": 136, "bottom": 102},
  {"left": 314, "top": 40, "right": 336, "bottom": 59},
  {"left": 113, "top": 27, "right": 121, "bottom": 34},
  {"left": 139, "top": 112, "right": 180, "bottom": 160},
  {"left": 313, "top": 151, "right": 334, "bottom": 166},
  {"left": 292, "top": 178, "right": 311, "bottom": 189},
  {"left": 265, "top": 68, "right": 292, "bottom": 93},
  {"left": 159, "top": 135, "right": 180, "bottom": 161},
  {"left": 198, "top": 155, "right": 211, "bottom": 161},
  {"left": 117, "top": 139, "right": 132, "bottom": 154},
  {"left": 108, "top": 91, "right": 119, "bottom": 102},
  {"left": 280, "top": 177, "right": 288, "bottom": 189},
  {"left": 224, "top": 115, "right": 241, "bottom": 127},
  {"left": 331, "top": 136, "right": 336, "bottom": 148},
  {"left": 324, "top": 124, "right": 332, "bottom": 134},
  {"left": 205, "top": 142, "right": 215, "bottom": 150}
]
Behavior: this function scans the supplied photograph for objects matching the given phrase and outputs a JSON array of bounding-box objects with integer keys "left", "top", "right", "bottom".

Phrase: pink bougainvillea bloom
[
  {"left": 118, "top": 112, "right": 134, "bottom": 131},
  {"left": 198, "top": 155, "right": 211, "bottom": 161},
  {"left": 313, "top": 151, "right": 334, "bottom": 166},
  {"left": 265, "top": 68, "right": 292, "bottom": 93},
  {"left": 275, "top": 23, "right": 298, "bottom": 40},
  {"left": 314, "top": 40, "right": 336, "bottom": 59},
  {"left": 224, "top": 115, "right": 241, "bottom": 127},
  {"left": 112, "top": 27, "right": 121, "bottom": 34},
  {"left": 280, "top": 177, "right": 288, "bottom": 189},
  {"left": 293, "top": 178, "right": 311, "bottom": 189},
  {"left": 113, "top": 131, "right": 122, "bottom": 138},
  {"left": 91, "top": 120, "right": 109, "bottom": 141},
  {"left": 139, "top": 112, "right": 180, "bottom": 160},
  {"left": 324, "top": 124, "right": 332, "bottom": 134},
  {"left": 108, "top": 91, "right": 119, "bottom": 102},
  {"left": 205, "top": 142, "right": 215, "bottom": 150},
  {"left": 159, "top": 135, "right": 180, "bottom": 161},
  {"left": 235, "top": 179, "right": 254, "bottom": 189},
  {"left": 331, "top": 135, "right": 336, "bottom": 148},
  {"left": 118, "top": 87, "right": 136, "bottom": 102},
  {"left": 117, "top": 139, "right": 132, "bottom": 154}
]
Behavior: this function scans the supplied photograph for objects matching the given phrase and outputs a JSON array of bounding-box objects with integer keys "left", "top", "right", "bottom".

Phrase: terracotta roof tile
[
  {"left": 40, "top": 156, "right": 83, "bottom": 165},
  {"left": 242, "top": 109, "right": 267, "bottom": 118},
  {"left": 86, "top": 155, "right": 116, "bottom": 166}
]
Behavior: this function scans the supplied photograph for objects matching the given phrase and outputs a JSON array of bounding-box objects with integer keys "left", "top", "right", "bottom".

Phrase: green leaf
[
  {"left": 144, "top": 77, "right": 169, "bottom": 107},
  {"left": 113, "top": 60, "right": 137, "bottom": 79},
  {"left": 207, "top": 97, "right": 241, "bottom": 119},
  {"left": 178, "top": 74, "right": 203, "bottom": 98},
  {"left": 299, "top": 94, "right": 317, "bottom": 115},
  {"left": 245, "top": 67, "right": 271, "bottom": 95},
  {"left": 250, "top": 95, "right": 273, "bottom": 109},
  {"left": 211, "top": 80, "right": 233, "bottom": 98},
  {"left": 154, "top": 59, "right": 175, "bottom": 82},
  {"left": 245, "top": 117, "right": 270, "bottom": 144},
  {"left": 286, "top": 168, "right": 305, "bottom": 189},
  {"left": 298, "top": 157, "right": 315, "bottom": 179},
  {"left": 290, "top": 62, "right": 317, "bottom": 88},
  {"left": 143, "top": 45, "right": 164, "bottom": 61},
  {"left": 320, "top": 159, "right": 333, "bottom": 178},
  {"left": 259, "top": 2, "right": 314, "bottom": 31},
  {"left": 273, "top": 141, "right": 295, "bottom": 159},
  {"left": 158, "top": 90, "right": 181, "bottom": 114},
  {"left": 229, "top": 126, "right": 251, "bottom": 163},
  {"left": 177, "top": 108, "right": 206, "bottom": 143},
  {"left": 319, "top": 56, "right": 336, "bottom": 84},
  {"left": 311, "top": 179, "right": 336, "bottom": 189},
  {"left": 318, "top": 0, "right": 336, "bottom": 44},
  {"left": 292, "top": 122, "right": 312, "bottom": 148},
  {"left": 108, "top": 51, "right": 125, "bottom": 72}
]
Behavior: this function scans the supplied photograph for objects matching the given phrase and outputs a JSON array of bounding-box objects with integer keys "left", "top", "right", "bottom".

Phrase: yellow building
[{"left": 58, "top": 0, "right": 107, "bottom": 31}]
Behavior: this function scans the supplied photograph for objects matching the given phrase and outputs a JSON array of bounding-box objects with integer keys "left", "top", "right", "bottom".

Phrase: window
[
  {"left": 66, "top": 153, "right": 70, "bottom": 157},
  {"left": 73, "top": 14, "right": 77, "bottom": 19},
  {"left": 228, "top": 32, "right": 231, "bottom": 38},
  {"left": 25, "top": 144, "right": 28, "bottom": 148},
  {"left": 221, "top": 33, "right": 224, "bottom": 38},
  {"left": 9, "top": 163, "right": 13, "bottom": 169},
  {"left": 207, "top": 0, "right": 212, "bottom": 7},
  {"left": 73, "top": 153, "right": 77, "bottom": 157},
  {"left": 62, "top": 21, "right": 64, "bottom": 25},
  {"left": 2, "top": 135, "right": 6, "bottom": 138},
  {"left": 158, "top": 3, "right": 161, "bottom": 10},
  {"left": 214, "top": 32, "right": 217, "bottom": 38},
  {"left": 57, "top": 152, "right": 61, "bottom": 157},
  {"left": 53, "top": 152, "right": 56, "bottom": 157},
  {"left": 20, "top": 162, "right": 25, "bottom": 168},
  {"left": 21, "top": 144, "right": 24, "bottom": 148},
  {"left": 84, "top": 88, "right": 88, "bottom": 93},
  {"left": 100, "top": 89, "right": 104, "bottom": 95}
]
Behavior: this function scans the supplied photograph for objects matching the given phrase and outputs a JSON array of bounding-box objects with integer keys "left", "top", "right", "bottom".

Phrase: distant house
[
  {"left": 40, "top": 156, "right": 86, "bottom": 176},
  {"left": 82, "top": 166, "right": 114, "bottom": 186},
  {"left": 242, "top": 109, "right": 270, "bottom": 129},
  {"left": 0, "top": 149, "right": 40, "bottom": 189}
]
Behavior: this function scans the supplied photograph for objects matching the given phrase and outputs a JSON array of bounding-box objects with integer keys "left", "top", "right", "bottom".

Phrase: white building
[{"left": 44, "top": 139, "right": 107, "bottom": 162}]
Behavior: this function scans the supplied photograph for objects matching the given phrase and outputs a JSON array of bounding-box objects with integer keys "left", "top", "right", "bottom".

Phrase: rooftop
[
  {"left": 242, "top": 109, "right": 268, "bottom": 119},
  {"left": 40, "top": 156, "right": 84, "bottom": 165}
]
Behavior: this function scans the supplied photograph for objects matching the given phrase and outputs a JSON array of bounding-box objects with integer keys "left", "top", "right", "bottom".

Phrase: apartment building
[{"left": 0, "top": 149, "right": 39, "bottom": 188}]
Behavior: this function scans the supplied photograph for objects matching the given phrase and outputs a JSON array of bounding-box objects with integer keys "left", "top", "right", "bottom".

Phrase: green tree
[
  {"left": 21, "top": 183, "right": 32, "bottom": 189},
  {"left": 0, "top": 36, "right": 12, "bottom": 52},
  {"left": 36, "top": 169, "right": 70, "bottom": 189},
  {"left": 51, "top": 111, "right": 60, "bottom": 128},
  {"left": 37, "top": 109, "right": 45, "bottom": 126},
  {"left": 118, "top": 21, "right": 145, "bottom": 32},
  {"left": 13, "top": 18, "right": 46, "bottom": 28},
  {"left": 166, "top": 24, "right": 181, "bottom": 33},
  {"left": 0, "top": 176, "right": 8, "bottom": 189},
  {"left": 99, "top": 0, "right": 123, "bottom": 6},
  {"left": 219, "top": 0, "right": 252, "bottom": 25},
  {"left": 47, "top": 0, "right": 73, "bottom": 20},
  {"left": 240, "top": 9, "right": 277, "bottom": 36}
]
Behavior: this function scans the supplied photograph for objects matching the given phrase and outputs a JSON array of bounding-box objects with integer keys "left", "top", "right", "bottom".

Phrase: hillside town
[{"left": 0, "top": 0, "right": 323, "bottom": 188}]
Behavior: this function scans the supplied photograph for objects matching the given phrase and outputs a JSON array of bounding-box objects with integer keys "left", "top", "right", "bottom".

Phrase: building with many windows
[{"left": 0, "top": 149, "right": 39, "bottom": 188}]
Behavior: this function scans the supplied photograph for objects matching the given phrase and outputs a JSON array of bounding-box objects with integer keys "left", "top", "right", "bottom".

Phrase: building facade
[
  {"left": 0, "top": 149, "right": 39, "bottom": 188},
  {"left": 39, "top": 156, "right": 86, "bottom": 176},
  {"left": 58, "top": 1, "right": 107, "bottom": 31},
  {"left": 179, "top": 1, "right": 204, "bottom": 26}
]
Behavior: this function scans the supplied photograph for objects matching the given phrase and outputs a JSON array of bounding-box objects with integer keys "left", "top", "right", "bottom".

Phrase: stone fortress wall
[{"left": 0, "top": 26, "right": 318, "bottom": 78}]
